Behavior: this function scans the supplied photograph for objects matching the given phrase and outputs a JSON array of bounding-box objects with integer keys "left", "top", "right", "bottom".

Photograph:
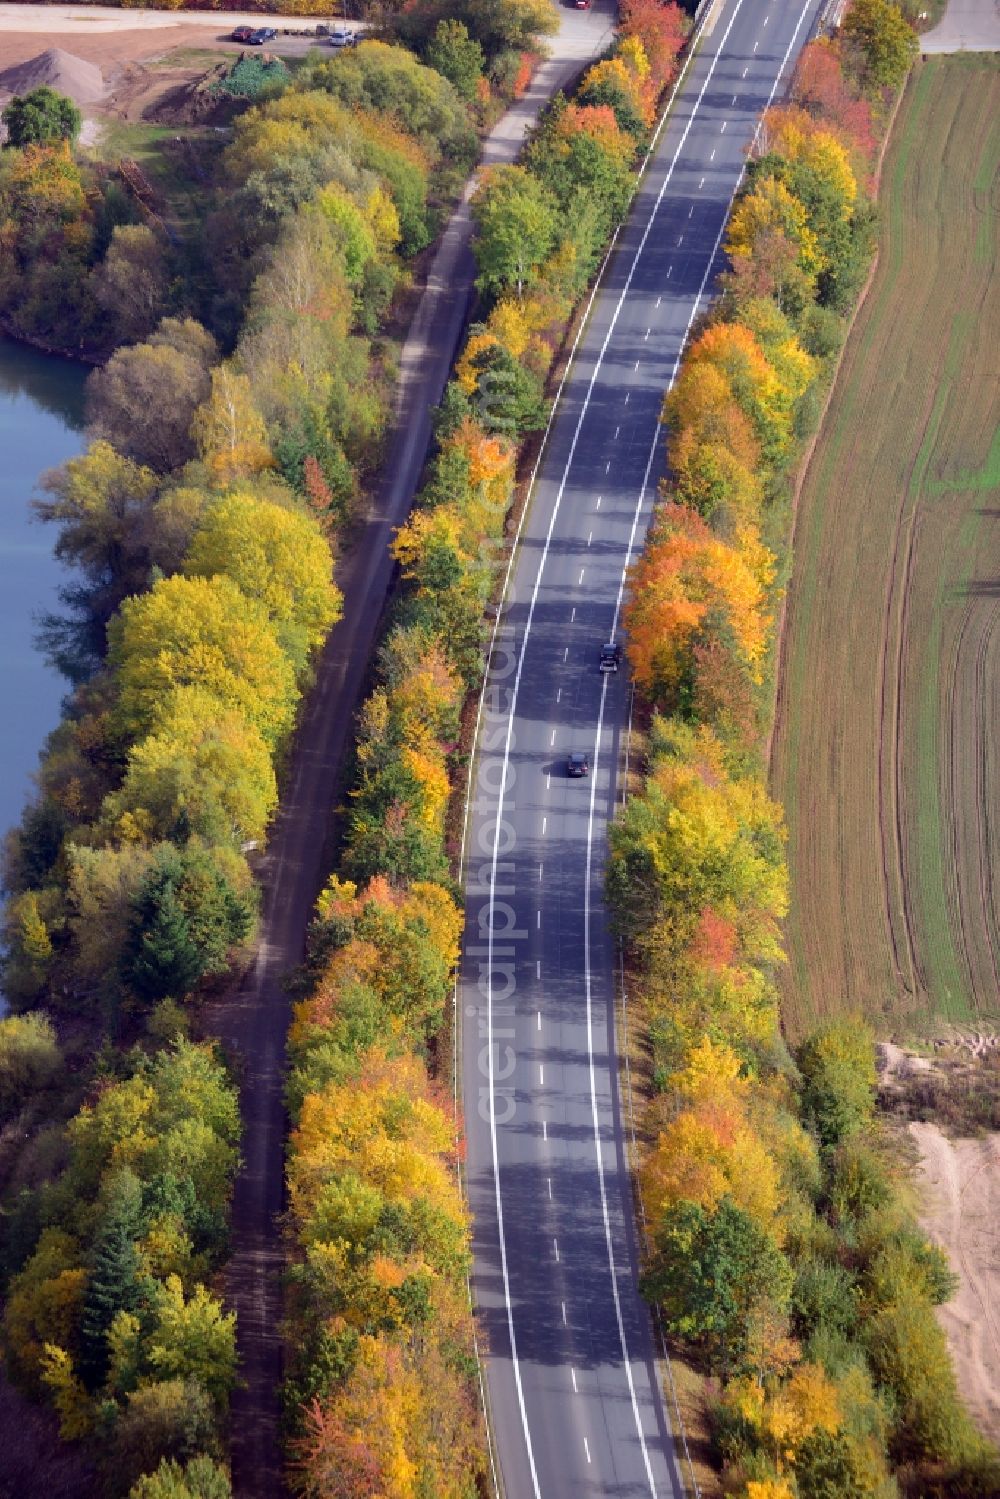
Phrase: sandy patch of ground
[
  {"left": 0, "top": 23, "right": 238, "bottom": 72},
  {"left": 0, "top": 2, "right": 326, "bottom": 30},
  {"left": 911, "top": 1118, "right": 1000, "bottom": 1442},
  {"left": 922, "top": 0, "right": 1000, "bottom": 51},
  {"left": 0, "top": 16, "right": 333, "bottom": 75}
]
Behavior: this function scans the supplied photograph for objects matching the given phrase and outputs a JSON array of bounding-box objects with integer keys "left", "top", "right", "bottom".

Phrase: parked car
[
  {"left": 230, "top": 25, "right": 256, "bottom": 42},
  {"left": 599, "top": 642, "right": 623, "bottom": 673},
  {"left": 567, "top": 752, "right": 589, "bottom": 778},
  {"left": 248, "top": 26, "right": 278, "bottom": 44},
  {"left": 328, "top": 25, "right": 357, "bottom": 45}
]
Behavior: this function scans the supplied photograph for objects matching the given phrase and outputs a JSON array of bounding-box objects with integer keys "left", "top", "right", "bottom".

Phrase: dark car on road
[
  {"left": 230, "top": 25, "right": 256, "bottom": 42},
  {"left": 248, "top": 26, "right": 278, "bottom": 44},
  {"left": 599, "top": 642, "right": 622, "bottom": 672},
  {"left": 567, "top": 752, "right": 589, "bottom": 777}
]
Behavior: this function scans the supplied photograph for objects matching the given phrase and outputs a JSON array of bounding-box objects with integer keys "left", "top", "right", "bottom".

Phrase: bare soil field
[{"left": 771, "top": 55, "right": 1000, "bottom": 1039}]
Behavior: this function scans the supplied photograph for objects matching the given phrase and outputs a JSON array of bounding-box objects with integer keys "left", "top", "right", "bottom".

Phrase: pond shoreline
[
  {"left": 0, "top": 335, "right": 88, "bottom": 842},
  {"left": 0, "top": 318, "right": 102, "bottom": 367}
]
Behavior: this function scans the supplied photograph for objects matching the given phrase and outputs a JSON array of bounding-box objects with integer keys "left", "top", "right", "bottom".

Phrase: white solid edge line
[{"left": 484, "top": 0, "right": 755, "bottom": 1493}]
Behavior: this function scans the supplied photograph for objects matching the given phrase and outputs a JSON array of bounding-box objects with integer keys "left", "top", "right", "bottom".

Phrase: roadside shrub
[
  {"left": 791, "top": 1254, "right": 859, "bottom": 1342},
  {"left": 865, "top": 1288, "right": 980, "bottom": 1463},
  {"left": 826, "top": 1138, "right": 894, "bottom": 1230}
]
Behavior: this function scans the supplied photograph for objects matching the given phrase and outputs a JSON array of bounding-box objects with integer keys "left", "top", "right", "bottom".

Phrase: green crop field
[{"left": 771, "top": 55, "right": 1000, "bottom": 1040}]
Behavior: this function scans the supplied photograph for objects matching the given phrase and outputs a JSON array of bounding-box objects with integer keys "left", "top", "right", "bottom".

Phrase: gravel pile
[{"left": 0, "top": 47, "right": 105, "bottom": 105}]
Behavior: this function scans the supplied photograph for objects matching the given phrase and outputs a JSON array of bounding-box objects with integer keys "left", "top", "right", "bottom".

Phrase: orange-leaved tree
[
  {"left": 623, "top": 502, "right": 775, "bottom": 701},
  {"left": 620, "top": 0, "right": 686, "bottom": 91}
]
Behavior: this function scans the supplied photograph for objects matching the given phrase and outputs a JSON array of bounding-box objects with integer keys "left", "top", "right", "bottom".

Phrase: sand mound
[
  {"left": 877, "top": 1040, "right": 934, "bottom": 1082},
  {"left": 0, "top": 48, "right": 105, "bottom": 106}
]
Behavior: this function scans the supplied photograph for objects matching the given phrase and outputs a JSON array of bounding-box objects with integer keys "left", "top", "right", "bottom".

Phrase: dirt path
[
  {"left": 911, "top": 1120, "right": 1000, "bottom": 1440},
  {"left": 198, "top": 9, "right": 615, "bottom": 1494}
]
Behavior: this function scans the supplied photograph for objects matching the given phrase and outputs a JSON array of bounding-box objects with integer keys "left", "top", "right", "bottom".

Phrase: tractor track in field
[
  {"left": 875, "top": 429, "right": 923, "bottom": 1003},
  {"left": 944, "top": 599, "right": 1000, "bottom": 1006}
]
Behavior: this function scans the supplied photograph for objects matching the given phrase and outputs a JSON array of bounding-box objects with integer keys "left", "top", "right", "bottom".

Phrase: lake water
[{"left": 0, "top": 337, "right": 88, "bottom": 842}]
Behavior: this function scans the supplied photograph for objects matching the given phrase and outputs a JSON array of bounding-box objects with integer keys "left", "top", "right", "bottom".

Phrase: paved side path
[
  {"left": 201, "top": 9, "right": 616, "bottom": 1496},
  {"left": 921, "top": 0, "right": 1000, "bottom": 51}
]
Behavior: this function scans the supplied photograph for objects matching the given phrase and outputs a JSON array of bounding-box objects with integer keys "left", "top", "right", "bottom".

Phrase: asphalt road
[{"left": 458, "top": 0, "right": 825, "bottom": 1493}]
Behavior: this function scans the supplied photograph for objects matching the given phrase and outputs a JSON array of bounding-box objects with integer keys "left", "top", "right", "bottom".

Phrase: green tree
[
  {"left": 305, "top": 42, "right": 476, "bottom": 163},
  {"left": 463, "top": 0, "right": 558, "bottom": 53},
  {"left": 65, "top": 843, "right": 157, "bottom": 997},
  {"left": 147, "top": 1276, "right": 237, "bottom": 1405},
  {"left": 471, "top": 165, "right": 559, "bottom": 298},
  {"left": 148, "top": 1041, "right": 241, "bottom": 1152},
  {"left": 842, "top": 0, "right": 916, "bottom": 92},
  {"left": 798, "top": 1018, "right": 876, "bottom": 1147},
  {"left": 2, "top": 87, "right": 81, "bottom": 148},
  {"left": 79, "top": 1172, "right": 149, "bottom": 1391},
  {"left": 469, "top": 340, "right": 547, "bottom": 436},
  {"left": 646, "top": 1197, "right": 793, "bottom": 1376},
  {"left": 794, "top": 1428, "right": 867, "bottom": 1499},
  {"left": 313, "top": 182, "right": 377, "bottom": 285},
  {"left": 110, "top": 1379, "right": 219, "bottom": 1496},
  {"left": 827, "top": 1138, "right": 892, "bottom": 1227},
  {"left": 425, "top": 19, "right": 485, "bottom": 100},
  {"left": 525, "top": 104, "right": 634, "bottom": 231},
  {"left": 790, "top": 1255, "right": 858, "bottom": 1343},
  {"left": 129, "top": 1455, "right": 232, "bottom": 1499},
  {"left": 124, "top": 846, "right": 256, "bottom": 1003},
  {"left": 865, "top": 1288, "right": 981, "bottom": 1463}
]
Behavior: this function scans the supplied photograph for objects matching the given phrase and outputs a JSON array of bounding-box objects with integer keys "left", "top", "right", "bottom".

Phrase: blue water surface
[{"left": 0, "top": 336, "right": 87, "bottom": 841}]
